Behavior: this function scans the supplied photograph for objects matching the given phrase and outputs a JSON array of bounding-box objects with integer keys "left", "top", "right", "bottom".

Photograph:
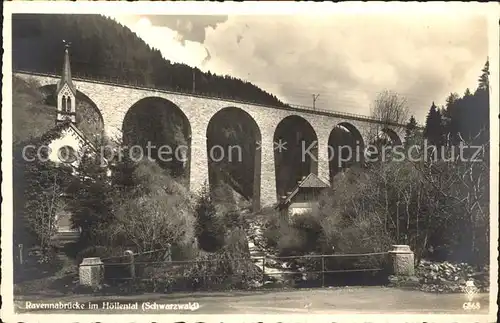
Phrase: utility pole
[
  {"left": 312, "top": 94, "right": 320, "bottom": 110},
  {"left": 192, "top": 69, "right": 196, "bottom": 93}
]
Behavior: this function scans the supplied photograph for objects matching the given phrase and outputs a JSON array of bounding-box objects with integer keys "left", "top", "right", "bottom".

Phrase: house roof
[
  {"left": 277, "top": 173, "right": 330, "bottom": 207},
  {"left": 298, "top": 173, "right": 330, "bottom": 189}
]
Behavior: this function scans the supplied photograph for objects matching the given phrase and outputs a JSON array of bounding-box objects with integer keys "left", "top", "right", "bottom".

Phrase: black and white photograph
[{"left": 1, "top": 2, "right": 498, "bottom": 322}]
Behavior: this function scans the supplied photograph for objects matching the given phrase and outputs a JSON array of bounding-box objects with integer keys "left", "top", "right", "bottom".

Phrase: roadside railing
[
  {"left": 84, "top": 249, "right": 390, "bottom": 290},
  {"left": 79, "top": 245, "right": 415, "bottom": 290},
  {"left": 259, "top": 252, "right": 389, "bottom": 287},
  {"left": 13, "top": 69, "right": 407, "bottom": 128}
]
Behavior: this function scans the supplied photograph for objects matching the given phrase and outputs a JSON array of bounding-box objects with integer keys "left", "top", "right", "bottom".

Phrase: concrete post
[
  {"left": 18, "top": 244, "right": 24, "bottom": 265},
  {"left": 79, "top": 257, "right": 104, "bottom": 287},
  {"left": 388, "top": 244, "right": 415, "bottom": 276},
  {"left": 124, "top": 250, "right": 135, "bottom": 279}
]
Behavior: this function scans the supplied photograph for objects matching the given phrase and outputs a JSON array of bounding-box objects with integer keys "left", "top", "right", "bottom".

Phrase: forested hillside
[
  {"left": 12, "top": 14, "right": 287, "bottom": 106},
  {"left": 423, "top": 60, "right": 489, "bottom": 147}
]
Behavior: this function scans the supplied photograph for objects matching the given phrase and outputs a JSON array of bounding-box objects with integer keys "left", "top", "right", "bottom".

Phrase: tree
[
  {"left": 423, "top": 102, "right": 444, "bottom": 148},
  {"left": 13, "top": 143, "right": 74, "bottom": 258},
  {"left": 441, "top": 93, "right": 461, "bottom": 146},
  {"left": 477, "top": 59, "right": 489, "bottom": 92},
  {"left": 108, "top": 160, "right": 196, "bottom": 252},
  {"left": 410, "top": 134, "right": 489, "bottom": 265},
  {"left": 368, "top": 90, "right": 410, "bottom": 146},
  {"left": 471, "top": 59, "right": 490, "bottom": 144},
  {"left": 194, "top": 182, "right": 225, "bottom": 252},
  {"left": 404, "top": 115, "right": 420, "bottom": 148},
  {"left": 370, "top": 90, "right": 410, "bottom": 125},
  {"left": 66, "top": 140, "right": 115, "bottom": 249},
  {"left": 439, "top": 58, "right": 489, "bottom": 146}
]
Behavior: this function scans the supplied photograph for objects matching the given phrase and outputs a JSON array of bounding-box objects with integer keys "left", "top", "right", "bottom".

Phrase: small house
[{"left": 276, "top": 173, "right": 330, "bottom": 220}]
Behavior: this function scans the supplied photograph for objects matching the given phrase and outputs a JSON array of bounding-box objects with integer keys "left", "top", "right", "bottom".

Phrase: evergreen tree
[
  {"left": 477, "top": 59, "right": 489, "bottom": 92},
  {"left": 404, "top": 115, "right": 419, "bottom": 148},
  {"left": 423, "top": 102, "right": 444, "bottom": 147},
  {"left": 194, "top": 182, "right": 225, "bottom": 252}
]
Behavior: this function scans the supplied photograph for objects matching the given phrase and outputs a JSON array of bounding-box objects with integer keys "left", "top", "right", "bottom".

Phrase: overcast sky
[{"left": 110, "top": 13, "right": 488, "bottom": 124}]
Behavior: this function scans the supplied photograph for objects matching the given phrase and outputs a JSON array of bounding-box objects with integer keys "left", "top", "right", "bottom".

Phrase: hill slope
[{"left": 12, "top": 14, "right": 288, "bottom": 107}]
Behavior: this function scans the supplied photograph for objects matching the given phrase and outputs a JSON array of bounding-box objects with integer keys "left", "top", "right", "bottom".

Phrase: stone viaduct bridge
[{"left": 14, "top": 71, "right": 406, "bottom": 209}]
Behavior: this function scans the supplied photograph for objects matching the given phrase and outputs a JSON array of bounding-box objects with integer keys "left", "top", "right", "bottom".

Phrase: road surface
[{"left": 14, "top": 286, "right": 490, "bottom": 314}]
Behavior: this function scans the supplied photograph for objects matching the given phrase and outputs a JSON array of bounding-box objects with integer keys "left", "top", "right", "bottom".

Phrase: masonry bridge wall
[{"left": 15, "top": 72, "right": 405, "bottom": 208}]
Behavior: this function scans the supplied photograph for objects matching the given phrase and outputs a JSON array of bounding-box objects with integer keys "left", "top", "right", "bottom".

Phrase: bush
[
  {"left": 109, "top": 160, "right": 196, "bottom": 252},
  {"left": 275, "top": 225, "right": 307, "bottom": 256},
  {"left": 223, "top": 227, "right": 251, "bottom": 258},
  {"left": 262, "top": 215, "right": 281, "bottom": 249},
  {"left": 75, "top": 245, "right": 126, "bottom": 265},
  {"left": 170, "top": 241, "right": 200, "bottom": 261},
  {"left": 140, "top": 229, "right": 260, "bottom": 292},
  {"left": 262, "top": 212, "right": 326, "bottom": 256},
  {"left": 261, "top": 206, "right": 393, "bottom": 276},
  {"left": 288, "top": 213, "right": 323, "bottom": 251}
]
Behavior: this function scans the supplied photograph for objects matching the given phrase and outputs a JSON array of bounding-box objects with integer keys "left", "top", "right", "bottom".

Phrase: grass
[{"left": 12, "top": 76, "right": 58, "bottom": 144}]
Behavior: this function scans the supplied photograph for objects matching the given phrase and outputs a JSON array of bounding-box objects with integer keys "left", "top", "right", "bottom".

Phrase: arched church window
[
  {"left": 62, "top": 95, "right": 67, "bottom": 112},
  {"left": 67, "top": 96, "right": 72, "bottom": 113}
]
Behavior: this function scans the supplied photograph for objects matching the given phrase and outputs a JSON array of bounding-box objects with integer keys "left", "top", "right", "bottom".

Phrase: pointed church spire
[
  {"left": 57, "top": 40, "right": 76, "bottom": 95},
  {"left": 56, "top": 40, "right": 77, "bottom": 124}
]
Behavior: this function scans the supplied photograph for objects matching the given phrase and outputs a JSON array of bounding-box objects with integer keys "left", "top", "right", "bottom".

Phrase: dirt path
[{"left": 14, "top": 286, "right": 490, "bottom": 314}]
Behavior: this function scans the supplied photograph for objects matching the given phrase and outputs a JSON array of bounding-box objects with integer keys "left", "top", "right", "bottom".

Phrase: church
[{"left": 33, "top": 42, "right": 101, "bottom": 241}]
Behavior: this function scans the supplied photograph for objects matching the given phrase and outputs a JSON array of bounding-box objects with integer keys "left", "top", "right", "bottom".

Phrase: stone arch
[
  {"left": 206, "top": 107, "right": 262, "bottom": 211},
  {"left": 328, "top": 122, "right": 365, "bottom": 184},
  {"left": 274, "top": 115, "right": 318, "bottom": 200},
  {"left": 122, "top": 97, "right": 192, "bottom": 187},
  {"left": 381, "top": 127, "right": 402, "bottom": 146},
  {"left": 39, "top": 84, "right": 104, "bottom": 140}
]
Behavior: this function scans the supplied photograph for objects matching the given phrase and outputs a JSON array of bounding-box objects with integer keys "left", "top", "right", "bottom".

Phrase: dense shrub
[
  {"left": 109, "top": 160, "right": 196, "bottom": 252},
  {"left": 140, "top": 228, "right": 259, "bottom": 292},
  {"left": 262, "top": 205, "right": 393, "bottom": 276},
  {"left": 194, "top": 183, "right": 226, "bottom": 252},
  {"left": 261, "top": 215, "right": 281, "bottom": 249},
  {"left": 170, "top": 241, "right": 200, "bottom": 261}
]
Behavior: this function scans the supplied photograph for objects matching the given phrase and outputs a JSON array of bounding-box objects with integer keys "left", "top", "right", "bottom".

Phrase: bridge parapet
[{"left": 13, "top": 69, "right": 407, "bottom": 128}]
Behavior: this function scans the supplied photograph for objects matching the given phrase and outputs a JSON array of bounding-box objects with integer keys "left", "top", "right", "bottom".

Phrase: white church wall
[{"left": 46, "top": 127, "right": 83, "bottom": 167}]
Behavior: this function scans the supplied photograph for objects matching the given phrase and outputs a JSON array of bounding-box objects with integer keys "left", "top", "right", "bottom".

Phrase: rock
[
  {"left": 408, "top": 276, "right": 419, "bottom": 283},
  {"left": 266, "top": 258, "right": 278, "bottom": 267}
]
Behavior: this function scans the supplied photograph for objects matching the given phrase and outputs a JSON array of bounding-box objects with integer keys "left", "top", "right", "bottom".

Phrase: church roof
[
  {"left": 277, "top": 173, "right": 330, "bottom": 207},
  {"left": 56, "top": 45, "right": 76, "bottom": 95},
  {"left": 22, "top": 120, "right": 96, "bottom": 154}
]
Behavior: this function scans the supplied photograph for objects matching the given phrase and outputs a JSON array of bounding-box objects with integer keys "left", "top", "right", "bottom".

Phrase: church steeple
[{"left": 56, "top": 40, "right": 77, "bottom": 124}]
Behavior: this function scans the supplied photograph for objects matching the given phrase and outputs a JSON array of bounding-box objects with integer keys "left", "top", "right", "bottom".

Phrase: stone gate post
[
  {"left": 79, "top": 257, "right": 104, "bottom": 287},
  {"left": 388, "top": 244, "right": 415, "bottom": 276},
  {"left": 124, "top": 250, "right": 136, "bottom": 279}
]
